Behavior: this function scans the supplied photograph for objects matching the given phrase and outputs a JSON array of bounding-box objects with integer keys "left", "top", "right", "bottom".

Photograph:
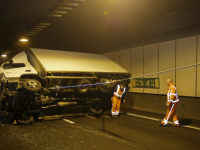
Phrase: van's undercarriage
[{"left": 0, "top": 73, "right": 130, "bottom": 125}]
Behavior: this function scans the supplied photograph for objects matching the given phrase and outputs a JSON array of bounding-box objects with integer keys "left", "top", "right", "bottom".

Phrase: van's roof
[{"left": 28, "top": 48, "right": 129, "bottom": 73}]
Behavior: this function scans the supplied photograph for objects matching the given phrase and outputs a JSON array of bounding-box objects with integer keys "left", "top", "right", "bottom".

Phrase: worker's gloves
[{"left": 166, "top": 102, "right": 171, "bottom": 106}]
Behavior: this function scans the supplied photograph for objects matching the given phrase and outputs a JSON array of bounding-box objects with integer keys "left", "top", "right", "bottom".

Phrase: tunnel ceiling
[{"left": 1, "top": 0, "right": 200, "bottom": 57}]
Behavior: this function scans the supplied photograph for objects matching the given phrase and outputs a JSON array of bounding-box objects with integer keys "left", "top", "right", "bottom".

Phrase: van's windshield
[{"left": 3, "top": 63, "right": 26, "bottom": 69}]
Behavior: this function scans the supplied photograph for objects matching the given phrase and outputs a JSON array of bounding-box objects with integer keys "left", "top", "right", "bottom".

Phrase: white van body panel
[
  {"left": 0, "top": 52, "right": 37, "bottom": 80},
  {"left": 29, "top": 48, "right": 129, "bottom": 73}
]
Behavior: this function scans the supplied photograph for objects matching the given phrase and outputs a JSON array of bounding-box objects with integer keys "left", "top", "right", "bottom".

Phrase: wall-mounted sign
[{"left": 132, "top": 78, "right": 160, "bottom": 89}]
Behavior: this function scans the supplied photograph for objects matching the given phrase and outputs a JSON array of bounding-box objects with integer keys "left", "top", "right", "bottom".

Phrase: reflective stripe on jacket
[
  {"left": 114, "top": 85, "right": 126, "bottom": 100},
  {"left": 167, "top": 84, "right": 179, "bottom": 103}
]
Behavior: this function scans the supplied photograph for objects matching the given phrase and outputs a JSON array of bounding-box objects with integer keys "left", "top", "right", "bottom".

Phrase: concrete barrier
[{"left": 122, "top": 92, "right": 200, "bottom": 120}]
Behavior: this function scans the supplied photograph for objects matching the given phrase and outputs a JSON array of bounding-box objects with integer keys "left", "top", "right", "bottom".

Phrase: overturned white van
[{"left": 0, "top": 48, "right": 130, "bottom": 125}]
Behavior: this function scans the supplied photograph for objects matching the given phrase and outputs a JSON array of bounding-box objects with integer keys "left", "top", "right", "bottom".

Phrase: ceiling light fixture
[
  {"left": 64, "top": 2, "right": 80, "bottom": 7},
  {"left": 1, "top": 54, "right": 7, "bottom": 57},
  {"left": 19, "top": 39, "right": 28, "bottom": 42},
  {"left": 49, "top": 14, "right": 63, "bottom": 17},
  {"left": 59, "top": 7, "right": 73, "bottom": 11},
  {"left": 54, "top": 11, "right": 68, "bottom": 14},
  {"left": 33, "top": 28, "right": 44, "bottom": 30},
  {"left": 39, "top": 23, "right": 51, "bottom": 26}
]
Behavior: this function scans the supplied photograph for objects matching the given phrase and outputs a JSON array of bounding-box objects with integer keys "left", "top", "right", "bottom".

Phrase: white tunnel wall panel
[
  {"left": 131, "top": 46, "right": 143, "bottom": 93},
  {"left": 144, "top": 44, "right": 158, "bottom": 94},
  {"left": 120, "top": 49, "right": 131, "bottom": 91},
  {"left": 104, "top": 52, "right": 111, "bottom": 58},
  {"left": 158, "top": 40, "right": 176, "bottom": 94},
  {"left": 176, "top": 36, "right": 197, "bottom": 97},
  {"left": 197, "top": 64, "right": 200, "bottom": 97},
  {"left": 159, "top": 71, "right": 175, "bottom": 94},
  {"left": 197, "top": 35, "right": 200, "bottom": 97},
  {"left": 111, "top": 51, "right": 120, "bottom": 64},
  {"left": 176, "top": 36, "right": 197, "bottom": 67},
  {"left": 120, "top": 49, "right": 131, "bottom": 72},
  {"left": 176, "top": 67, "right": 196, "bottom": 96}
]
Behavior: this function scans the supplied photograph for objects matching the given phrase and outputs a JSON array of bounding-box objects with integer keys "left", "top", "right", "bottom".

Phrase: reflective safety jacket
[
  {"left": 167, "top": 84, "right": 179, "bottom": 103},
  {"left": 114, "top": 85, "right": 126, "bottom": 100}
]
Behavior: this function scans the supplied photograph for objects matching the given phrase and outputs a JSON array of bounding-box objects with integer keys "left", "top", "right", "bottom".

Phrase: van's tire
[
  {"left": 77, "top": 79, "right": 91, "bottom": 93},
  {"left": 16, "top": 114, "right": 34, "bottom": 125},
  {"left": 87, "top": 105, "right": 104, "bottom": 117},
  {"left": 23, "top": 79, "right": 41, "bottom": 93},
  {"left": 87, "top": 110, "right": 102, "bottom": 117},
  {"left": 90, "top": 85, "right": 98, "bottom": 91},
  {"left": 98, "top": 78, "right": 114, "bottom": 93}
]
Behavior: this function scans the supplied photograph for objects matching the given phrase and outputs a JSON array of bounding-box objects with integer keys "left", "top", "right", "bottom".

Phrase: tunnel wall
[
  {"left": 104, "top": 34, "right": 200, "bottom": 120},
  {"left": 104, "top": 34, "right": 200, "bottom": 97}
]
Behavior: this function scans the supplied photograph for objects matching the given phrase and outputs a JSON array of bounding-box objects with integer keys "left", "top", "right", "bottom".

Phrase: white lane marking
[
  {"left": 126, "top": 113, "right": 160, "bottom": 121},
  {"left": 127, "top": 113, "right": 200, "bottom": 131},
  {"left": 183, "top": 125, "right": 200, "bottom": 130},
  {"left": 63, "top": 119, "right": 75, "bottom": 124}
]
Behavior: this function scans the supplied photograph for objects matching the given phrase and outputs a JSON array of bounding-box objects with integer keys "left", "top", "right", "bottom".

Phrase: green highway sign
[{"left": 132, "top": 78, "right": 160, "bottom": 89}]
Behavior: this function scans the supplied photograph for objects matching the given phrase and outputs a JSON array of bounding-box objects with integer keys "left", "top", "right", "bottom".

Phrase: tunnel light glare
[
  {"left": 1, "top": 54, "right": 7, "bottom": 57},
  {"left": 59, "top": 7, "right": 73, "bottom": 11},
  {"left": 39, "top": 23, "right": 51, "bottom": 26},
  {"left": 19, "top": 39, "right": 28, "bottom": 42},
  {"left": 49, "top": 14, "right": 63, "bottom": 17},
  {"left": 54, "top": 11, "right": 68, "bottom": 14},
  {"left": 65, "top": 2, "right": 80, "bottom": 7}
]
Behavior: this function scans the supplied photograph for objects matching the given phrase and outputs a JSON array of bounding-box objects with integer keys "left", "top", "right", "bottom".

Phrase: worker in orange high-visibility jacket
[
  {"left": 161, "top": 79, "right": 180, "bottom": 127},
  {"left": 111, "top": 84, "right": 126, "bottom": 118}
]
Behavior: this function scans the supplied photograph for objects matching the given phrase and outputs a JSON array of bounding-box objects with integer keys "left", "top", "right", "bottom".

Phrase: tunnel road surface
[{"left": 0, "top": 109, "right": 200, "bottom": 150}]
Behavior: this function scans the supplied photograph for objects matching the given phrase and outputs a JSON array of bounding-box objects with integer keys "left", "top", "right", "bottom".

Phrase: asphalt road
[{"left": 0, "top": 109, "right": 200, "bottom": 150}]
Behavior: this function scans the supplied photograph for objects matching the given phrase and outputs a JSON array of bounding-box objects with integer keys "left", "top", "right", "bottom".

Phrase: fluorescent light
[
  {"left": 19, "top": 39, "right": 28, "bottom": 42},
  {"left": 39, "top": 23, "right": 51, "bottom": 26},
  {"left": 33, "top": 28, "right": 44, "bottom": 30},
  {"left": 64, "top": 2, "right": 80, "bottom": 7},
  {"left": 49, "top": 14, "right": 63, "bottom": 17},
  {"left": 59, "top": 7, "right": 73, "bottom": 11},
  {"left": 1, "top": 54, "right": 7, "bottom": 57},
  {"left": 54, "top": 11, "right": 68, "bottom": 14}
]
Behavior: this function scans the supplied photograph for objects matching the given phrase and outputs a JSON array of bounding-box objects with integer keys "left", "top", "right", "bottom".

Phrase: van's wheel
[
  {"left": 23, "top": 79, "right": 41, "bottom": 92},
  {"left": 16, "top": 114, "right": 34, "bottom": 125},
  {"left": 98, "top": 78, "right": 114, "bottom": 93},
  {"left": 87, "top": 105, "right": 104, "bottom": 117},
  {"left": 77, "top": 79, "right": 91, "bottom": 93}
]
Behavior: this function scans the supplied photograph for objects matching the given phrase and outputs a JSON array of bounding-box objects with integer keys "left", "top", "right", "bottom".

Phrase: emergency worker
[
  {"left": 111, "top": 83, "right": 126, "bottom": 118},
  {"left": 161, "top": 79, "right": 180, "bottom": 127}
]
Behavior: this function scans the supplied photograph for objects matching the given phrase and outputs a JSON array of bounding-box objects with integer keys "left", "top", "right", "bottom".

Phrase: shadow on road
[{"left": 179, "top": 119, "right": 192, "bottom": 125}]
